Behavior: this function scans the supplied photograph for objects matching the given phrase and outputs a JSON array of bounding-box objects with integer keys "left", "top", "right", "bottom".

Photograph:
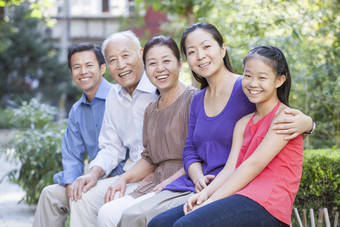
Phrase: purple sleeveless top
[{"left": 164, "top": 76, "right": 255, "bottom": 192}]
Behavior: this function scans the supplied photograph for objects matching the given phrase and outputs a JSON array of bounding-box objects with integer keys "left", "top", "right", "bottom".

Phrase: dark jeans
[{"left": 148, "top": 194, "right": 281, "bottom": 227}]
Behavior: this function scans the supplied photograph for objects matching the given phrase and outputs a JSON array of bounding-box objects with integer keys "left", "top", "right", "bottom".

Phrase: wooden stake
[
  {"left": 303, "top": 209, "right": 307, "bottom": 227},
  {"left": 318, "top": 209, "right": 324, "bottom": 227},
  {"left": 334, "top": 211, "right": 339, "bottom": 227},
  {"left": 310, "top": 208, "right": 316, "bottom": 227},
  {"left": 294, "top": 208, "right": 303, "bottom": 227},
  {"left": 323, "top": 208, "right": 331, "bottom": 227}
]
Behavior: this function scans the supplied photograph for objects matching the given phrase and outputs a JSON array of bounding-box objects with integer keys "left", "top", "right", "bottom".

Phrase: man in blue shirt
[{"left": 33, "top": 43, "right": 118, "bottom": 227}]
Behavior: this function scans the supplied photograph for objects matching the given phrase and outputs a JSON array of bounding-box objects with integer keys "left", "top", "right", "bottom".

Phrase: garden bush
[
  {"left": 1, "top": 99, "right": 67, "bottom": 204},
  {"left": 294, "top": 148, "right": 340, "bottom": 222},
  {"left": 0, "top": 107, "right": 15, "bottom": 129}
]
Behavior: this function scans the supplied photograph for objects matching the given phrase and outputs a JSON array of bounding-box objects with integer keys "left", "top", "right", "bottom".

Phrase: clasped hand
[
  {"left": 183, "top": 191, "right": 211, "bottom": 215},
  {"left": 194, "top": 175, "right": 215, "bottom": 192}
]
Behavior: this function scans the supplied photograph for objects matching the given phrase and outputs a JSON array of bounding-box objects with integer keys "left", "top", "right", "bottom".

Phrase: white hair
[{"left": 101, "top": 30, "right": 141, "bottom": 63}]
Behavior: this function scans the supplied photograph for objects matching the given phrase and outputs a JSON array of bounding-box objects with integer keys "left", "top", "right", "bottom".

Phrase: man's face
[
  {"left": 104, "top": 36, "right": 144, "bottom": 95},
  {"left": 70, "top": 50, "right": 106, "bottom": 101}
]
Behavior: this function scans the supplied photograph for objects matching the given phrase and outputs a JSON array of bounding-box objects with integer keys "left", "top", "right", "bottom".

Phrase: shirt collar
[
  {"left": 118, "top": 72, "right": 156, "bottom": 96},
  {"left": 80, "top": 78, "right": 113, "bottom": 104}
]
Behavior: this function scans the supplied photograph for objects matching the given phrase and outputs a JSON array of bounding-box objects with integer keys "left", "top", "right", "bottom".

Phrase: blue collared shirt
[
  {"left": 53, "top": 78, "right": 113, "bottom": 186},
  {"left": 89, "top": 73, "right": 158, "bottom": 177}
]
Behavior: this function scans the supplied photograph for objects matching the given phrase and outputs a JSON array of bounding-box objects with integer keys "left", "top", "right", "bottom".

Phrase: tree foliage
[
  {"left": 141, "top": 0, "right": 340, "bottom": 148},
  {"left": 0, "top": 2, "right": 70, "bottom": 106}
]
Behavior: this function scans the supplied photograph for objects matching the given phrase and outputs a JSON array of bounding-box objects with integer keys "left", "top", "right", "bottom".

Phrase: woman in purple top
[{"left": 119, "top": 22, "right": 314, "bottom": 227}]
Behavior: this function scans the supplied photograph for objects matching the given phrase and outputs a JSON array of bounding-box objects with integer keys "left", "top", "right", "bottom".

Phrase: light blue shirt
[
  {"left": 89, "top": 73, "right": 158, "bottom": 177},
  {"left": 53, "top": 78, "right": 113, "bottom": 186}
]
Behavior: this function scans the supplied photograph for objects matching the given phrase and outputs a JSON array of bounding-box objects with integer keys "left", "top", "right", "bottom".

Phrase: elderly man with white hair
[{"left": 69, "top": 31, "right": 158, "bottom": 226}]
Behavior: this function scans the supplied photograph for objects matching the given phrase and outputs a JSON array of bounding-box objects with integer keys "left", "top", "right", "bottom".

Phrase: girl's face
[
  {"left": 145, "top": 45, "right": 182, "bottom": 92},
  {"left": 242, "top": 56, "right": 286, "bottom": 105},
  {"left": 184, "top": 29, "right": 226, "bottom": 79}
]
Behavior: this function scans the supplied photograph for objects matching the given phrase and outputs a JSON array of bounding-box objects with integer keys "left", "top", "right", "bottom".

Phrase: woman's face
[
  {"left": 145, "top": 45, "right": 182, "bottom": 93},
  {"left": 184, "top": 29, "right": 226, "bottom": 79}
]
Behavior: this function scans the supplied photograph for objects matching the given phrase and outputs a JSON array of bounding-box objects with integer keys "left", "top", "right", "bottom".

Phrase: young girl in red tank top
[
  {"left": 148, "top": 45, "right": 304, "bottom": 227},
  {"left": 182, "top": 45, "right": 304, "bottom": 226}
]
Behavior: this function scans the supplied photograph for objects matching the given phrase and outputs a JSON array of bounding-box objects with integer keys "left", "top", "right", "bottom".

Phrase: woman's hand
[
  {"left": 183, "top": 191, "right": 209, "bottom": 214},
  {"left": 153, "top": 178, "right": 172, "bottom": 193},
  {"left": 104, "top": 176, "right": 127, "bottom": 203},
  {"left": 194, "top": 175, "right": 215, "bottom": 192},
  {"left": 137, "top": 172, "right": 154, "bottom": 187},
  {"left": 272, "top": 108, "right": 313, "bottom": 140}
]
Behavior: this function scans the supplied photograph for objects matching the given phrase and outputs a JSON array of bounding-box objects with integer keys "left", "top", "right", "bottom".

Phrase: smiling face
[
  {"left": 70, "top": 50, "right": 106, "bottom": 102},
  {"left": 105, "top": 36, "right": 144, "bottom": 95},
  {"left": 184, "top": 29, "right": 226, "bottom": 79},
  {"left": 145, "top": 45, "right": 181, "bottom": 93},
  {"left": 242, "top": 56, "right": 286, "bottom": 105}
]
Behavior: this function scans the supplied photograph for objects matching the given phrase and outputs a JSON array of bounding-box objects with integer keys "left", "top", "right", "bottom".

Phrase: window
[{"left": 102, "top": 0, "right": 109, "bottom": 13}]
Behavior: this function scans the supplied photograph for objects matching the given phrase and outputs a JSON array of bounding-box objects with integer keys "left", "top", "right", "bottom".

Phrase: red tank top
[{"left": 236, "top": 101, "right": 304, "bottom": 225}]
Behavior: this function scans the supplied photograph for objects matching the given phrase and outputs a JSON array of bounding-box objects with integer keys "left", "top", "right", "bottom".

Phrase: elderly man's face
[{"left": 105, "top": 36, "right": 144, "bottom": 95}]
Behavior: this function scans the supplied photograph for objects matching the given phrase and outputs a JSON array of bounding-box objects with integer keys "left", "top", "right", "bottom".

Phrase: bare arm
[
  {"left": 187, "top": 162, "right": 215, "bottom": 192},
  {"left": 209, "top": 110, "right": 290, "bottom": 203},
  {"left": 153, "top": 168, "right": 186, "bottom": 192}
]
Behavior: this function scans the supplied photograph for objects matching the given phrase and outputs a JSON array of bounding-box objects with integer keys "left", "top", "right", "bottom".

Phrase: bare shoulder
[
  {"left": 274, "top": 103, "right": 291, "bottom": 120},
  {"left": 236, "top": 113, "right": 253, "bottom": 132}
]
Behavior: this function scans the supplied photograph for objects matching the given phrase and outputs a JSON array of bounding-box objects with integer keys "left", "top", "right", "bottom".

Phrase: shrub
[
  {"left": 294, "top": 148, "right": 340, "bottom": 222},
  {"left": 0, "top": 107, "right": 15, "bottom": 129},
  {"left": 1, "top": 99, "right": 67, "bottom": 204}
]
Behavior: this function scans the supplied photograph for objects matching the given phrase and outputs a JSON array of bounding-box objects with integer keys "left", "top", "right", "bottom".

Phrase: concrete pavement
[{"left": 0, "top": 129, "right": 35, "bottom": 227}]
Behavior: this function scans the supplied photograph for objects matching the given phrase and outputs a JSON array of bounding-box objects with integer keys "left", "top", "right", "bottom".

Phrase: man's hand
[
  {"left": 65, "top": 184, "right": 71, "bottom": 201},
  {"left": 104, "top": 177, "right": 127, "bottom": 203},
  {"left": 69, "top": 173, "right": 98, "bottom": 201}
]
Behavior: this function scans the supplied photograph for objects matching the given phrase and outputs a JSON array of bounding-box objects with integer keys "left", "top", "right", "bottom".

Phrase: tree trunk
[{"left": 185, "top": 4, "right": 200, "bottom": 88}]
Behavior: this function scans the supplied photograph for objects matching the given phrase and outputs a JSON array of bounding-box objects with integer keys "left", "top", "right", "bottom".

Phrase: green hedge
[{"left": 294, "top": 148, "right": 340, "bottom": 221}]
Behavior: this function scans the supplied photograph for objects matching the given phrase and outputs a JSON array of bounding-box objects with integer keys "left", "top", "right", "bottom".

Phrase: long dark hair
[
  {"left": 180, "top": 22, "right": 234, "bottom": 89},
  {"left": 243, "top": 45, "right": 291, "bottom": 106}
]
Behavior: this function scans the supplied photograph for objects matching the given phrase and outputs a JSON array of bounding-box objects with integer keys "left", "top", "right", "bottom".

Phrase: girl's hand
[
  {"left": 183, "top": 191, "right": 209, "bottom": 214},
  {"left": 191, "top": 198, "right": 213, "bottom": 213},
  {"left": 194, "top": 175, "right": 215, "bottom": 192}
]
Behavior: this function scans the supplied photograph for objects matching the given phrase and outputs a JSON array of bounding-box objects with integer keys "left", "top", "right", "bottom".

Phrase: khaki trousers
[
  {"left": 32, "top": 184, "right": 69, "bottom": 227},
  {"left": 119, "top": 190, "right": 194, "bottom": 227},
  {"left": 70, "top": 176, "right": 139, "bottom": 227}
]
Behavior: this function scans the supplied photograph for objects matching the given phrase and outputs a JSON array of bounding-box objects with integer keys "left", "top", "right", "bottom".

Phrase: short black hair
[{"left": 67, "top": 43, "right": 105, "bottom": 70}]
